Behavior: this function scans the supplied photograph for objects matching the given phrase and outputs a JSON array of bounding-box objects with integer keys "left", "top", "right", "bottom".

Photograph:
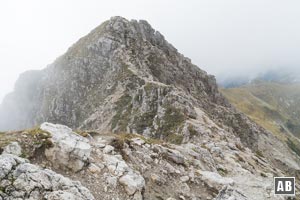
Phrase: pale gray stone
[
  {"left": 119, "top": 171, "right": 145, "bottom": 195},
  {"left": 41, "top": 122, "right": 91, "bottom": 172},
  {"left": 0, "top": 153, "right": 94, "bottom": 200},
  {"left": 3, "top": 142, "right": 22, "bottom": 156},
  {"left": 103, "top": 145, "right": 114, "bottom": 154}
]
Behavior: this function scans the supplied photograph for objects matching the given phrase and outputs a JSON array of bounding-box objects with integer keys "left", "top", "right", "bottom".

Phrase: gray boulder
[
  {"left": 41, "top": 122, "right": 91, "bottom": 172},
  {"left": 119, "top": 171, "right": 145, "bottom": 196},
  {"left": 0, "top": 153, "right": 94, "bottom": 200},
  {"left": 3, "top": 142, "right": 22, "bottom": 156}
]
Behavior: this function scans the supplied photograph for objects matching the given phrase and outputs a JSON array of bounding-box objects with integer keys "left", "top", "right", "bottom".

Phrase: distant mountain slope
[{"left": 222, "top": 81, "right": 300, "bottom": 156}]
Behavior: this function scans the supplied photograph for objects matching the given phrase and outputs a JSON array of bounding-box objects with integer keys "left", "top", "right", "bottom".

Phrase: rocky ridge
[{"left": 0, "top": 122, "right": 291, "bottom": 199}]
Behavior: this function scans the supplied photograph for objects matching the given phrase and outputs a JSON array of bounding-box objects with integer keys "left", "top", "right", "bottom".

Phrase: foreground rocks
[
  {"left": 41, "top": 122, "right": 91, "bottom": 172},
  {"left": 0, "top": 122, "right": 292, "bottom": 199},
  {"left": 0, "top": 153, "right": 94, "bottom": 200}
]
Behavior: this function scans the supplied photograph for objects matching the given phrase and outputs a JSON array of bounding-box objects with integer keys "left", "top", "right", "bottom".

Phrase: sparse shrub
[
  {"left": 75, "top": 130, "right": 89, "bottom": 137},
  {"left": 134, "top": 111, "right": 156, "bottom": 133},
  {"left": 255, "top": 150, "right": 264, "bottom": 158},
  {"left": 166, "top": 134, "right": 184, "bottom": 145},
  {"left": 157, "top": 106, "right": 185, "bottom": 143},
  {"left": 260, "top": 172, "right": 267, "bottom": 177},
  {"left": 188, "top": 125, "right": 197, "bottom": 138},
  {"left": 217, "top": 167, "right": 228, "bottom": 176}
]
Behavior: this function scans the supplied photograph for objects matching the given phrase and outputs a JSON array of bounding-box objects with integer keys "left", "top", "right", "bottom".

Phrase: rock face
[
  {"left": 0, "top": 16, "right": 275, "bottom": 162},
  {"left": 0, "top": 153, "right": 94, "bottom": 200},
  {"left": 0, "top": 16, "right": 224, "bottom": 139},
  {"left": 40, "top": 122, "right": 91, "bottom": 172},
  {"left": 0, "top": 16, "right": 299, "bottom": 199}
]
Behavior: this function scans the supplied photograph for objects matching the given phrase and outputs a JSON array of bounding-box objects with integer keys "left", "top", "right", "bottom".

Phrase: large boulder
[
  {"left": 41, "top": 122, "right": 91, "bottom": 172},
  {"left": 0, "top": 153, "right": 94, "bottom": 200}
]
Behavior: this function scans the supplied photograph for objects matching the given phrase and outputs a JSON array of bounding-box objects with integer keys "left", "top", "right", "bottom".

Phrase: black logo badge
[{"left": 274, "top": 177, "right": 295, "bottom": 196}]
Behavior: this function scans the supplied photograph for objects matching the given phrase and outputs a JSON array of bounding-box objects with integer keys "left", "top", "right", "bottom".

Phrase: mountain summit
[
  {"left": 0, "top": 16, "right": 225, "bottom": 135},
  {"left": 0, "top": 17, "right": 300, "bottom": 199}
]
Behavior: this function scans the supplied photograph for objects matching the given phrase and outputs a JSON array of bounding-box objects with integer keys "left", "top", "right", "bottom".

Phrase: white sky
[{"left": 0, "top": 0, "right": 300, "bottom": 102}]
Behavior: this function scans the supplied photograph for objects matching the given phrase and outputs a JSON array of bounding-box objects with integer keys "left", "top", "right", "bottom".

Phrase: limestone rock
[
  {"left": 199, "top": 171, "right": 234, "bottom": 190},
  {"left": 165, "top": 149, "right": 185, "bottom": 165},
  {"left": 88, "top": 163, "right": 101, "bottom": 174},
  {"left": 0, "top": 153, "right": 94, "bottom": 200},
  {"left": 131, "top": 138, "right": 145, "bottom": 146},
  {"left": 103, "top": 145, "right": 114, "bottom": 154},
  {"left": 180, "top": 176, "right": 189, "bottom": 183},
  {"left": 3, "top": 142, "right": 22, "bottom": 156},
  {"left": 103, "top": 154, "right": 130, "bottom": 176},
  {"left": 119, "top": 171, "right": 145, "bottom": 196},
  {"left": 41, "top": 122, "right": 91, "bottom": 172},
  {"left": 215, "top": 186, "right": 247, "bottom": 200}
]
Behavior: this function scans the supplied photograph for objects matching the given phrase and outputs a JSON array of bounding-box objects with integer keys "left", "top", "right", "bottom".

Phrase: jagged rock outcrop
[
  {"left": 0, "top": 17, "right": 299, "bottom": 199},
  {"left": 0, "top": 16, "right": 225, "bottom": 139},
  {"left": 0, "top": 153, "right": 94, "bottom": 200}
]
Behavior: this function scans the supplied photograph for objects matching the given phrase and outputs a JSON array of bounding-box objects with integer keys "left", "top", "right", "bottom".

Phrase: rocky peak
[{"left": 0, "top": 16, "right": 225, "bottom": 134}]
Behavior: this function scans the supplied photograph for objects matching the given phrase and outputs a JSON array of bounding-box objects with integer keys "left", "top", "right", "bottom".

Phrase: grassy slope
[{"left": 221, "top": 81, "right": 300, "bottom": 155}]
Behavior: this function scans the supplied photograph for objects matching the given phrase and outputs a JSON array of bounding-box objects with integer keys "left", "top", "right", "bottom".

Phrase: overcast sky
[{"left": 0, "top": 0, "right": 300, "bottom": 102}]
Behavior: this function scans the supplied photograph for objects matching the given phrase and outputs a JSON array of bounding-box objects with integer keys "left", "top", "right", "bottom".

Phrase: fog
[{"left": 1, "top": 0, "right": 300, "bottom": 102}]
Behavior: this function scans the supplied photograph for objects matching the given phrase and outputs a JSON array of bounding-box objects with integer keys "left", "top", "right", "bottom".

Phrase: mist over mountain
[
  {"left": 2, "top": 0, "right": 300, "bottom": 105},
  {"left": 218, "top": 67, "right": 300, "bottom": 88}
]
